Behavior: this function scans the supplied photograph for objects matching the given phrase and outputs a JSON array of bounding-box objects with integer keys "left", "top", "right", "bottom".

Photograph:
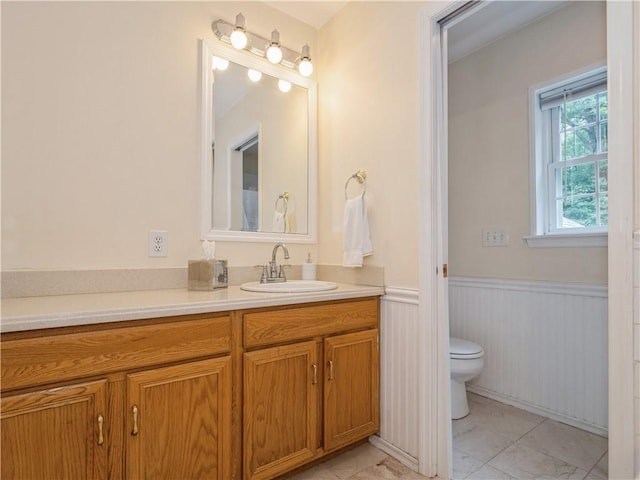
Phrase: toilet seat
[{"left": 450, "top": 337, "right": 484, "bottom": 359}]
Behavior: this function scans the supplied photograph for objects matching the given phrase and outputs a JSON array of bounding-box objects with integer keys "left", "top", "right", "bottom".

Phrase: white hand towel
[{"left": 343, "top": 193, "right": 372, "bottom": 267}]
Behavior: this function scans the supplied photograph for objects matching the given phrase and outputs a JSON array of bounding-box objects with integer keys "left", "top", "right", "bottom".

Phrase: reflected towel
[
  {"left": 272, "top": 211, "right": 288, "bottom": 233},
  {"left": 286, "top": 212, "right": 296, "bottom": 234},
  {"left": 343, "top": 193, "right": 372, "bottom": 267}
]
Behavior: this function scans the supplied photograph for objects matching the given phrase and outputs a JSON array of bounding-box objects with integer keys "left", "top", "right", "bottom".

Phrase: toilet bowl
[{"left": 450, "top": 337, "right": 484, "bottom": 420}]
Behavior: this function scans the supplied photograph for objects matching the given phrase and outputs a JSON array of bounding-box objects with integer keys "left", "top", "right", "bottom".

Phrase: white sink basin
[{"left": 240, "top": 280, "right": 338, "bottom": 293}]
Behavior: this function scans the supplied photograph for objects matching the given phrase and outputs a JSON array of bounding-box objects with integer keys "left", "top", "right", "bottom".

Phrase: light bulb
[
  {"left": 278, "top": 79, "right": 292, "bottom": 93},
  {"left": 212, "top": 56, "right": 229, "bottom": 71},
  {"left": 230, "top": 13, "right": 247, "bottom": 49},
  {"left": 266, "top": 45, "right": 283, "bottom": 64},
  {"left": 298, "top": 44, "right": 313, "bottom": 77},
  {"left": 247, "top": 69, "right": 262, "bottom": 82},
  {"left": 230, "top": 30, "right": 247, "bottom": 49},
  {"left": 298, "top": 59, "right": 313, "bottom": 77},
  {"left": 266, "top": 30, "right": 283, "bottom": 64}
]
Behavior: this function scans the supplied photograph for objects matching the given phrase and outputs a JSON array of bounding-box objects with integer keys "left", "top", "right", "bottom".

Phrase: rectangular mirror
[{"left": 200, "top": 40, "right": 317, "bottom": 243}]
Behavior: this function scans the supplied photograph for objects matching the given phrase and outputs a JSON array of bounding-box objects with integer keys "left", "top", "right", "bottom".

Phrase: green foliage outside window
[{"left": 558, "top": 91, "right": 608, "bottom": 228}]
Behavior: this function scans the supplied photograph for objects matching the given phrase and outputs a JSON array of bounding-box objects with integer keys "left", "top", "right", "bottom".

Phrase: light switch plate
[{"left": 482, "top": 228, "right": 509, "bottom": 247}]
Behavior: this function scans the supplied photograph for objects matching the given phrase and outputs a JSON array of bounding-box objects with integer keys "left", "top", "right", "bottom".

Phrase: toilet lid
[{"left": 450, "top": 337, "right": 483, "bottom": 359}]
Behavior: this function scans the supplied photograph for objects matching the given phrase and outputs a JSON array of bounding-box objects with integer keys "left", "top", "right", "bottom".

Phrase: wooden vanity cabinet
[
  {"left": 1, "top": 313, "right": 232, "bottom": 480},
  {"left": 1, "top": 295, "right": 380, "bottom": 480},
  {"left": 242, "top": 298, "right": 380, "bottom": 480},
  {"left": 1, "top": 379, "right": 108, "bottom": 480},
  {"left": 243, "top": 341, "right": 319, "bottom": 480},
  {"left": 126, "top": 357, "right": 232, "bottom": 479},
  {"left": 324, "top": 329, "right": 380, "bottom": 452}
]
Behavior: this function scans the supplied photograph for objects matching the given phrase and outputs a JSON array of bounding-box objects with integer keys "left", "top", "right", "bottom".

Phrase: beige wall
[
  {"left": 448, "top": 1, "right": 608, "bottom": 284},
  {"left": 1, "top": 1, "right": 318, "bottom": 270},
  {"left": 0, "top": 0, "right": 615, "bottom": 288},
  {"left": 317, "top": 1, "right": 423, "bottom": 288}
]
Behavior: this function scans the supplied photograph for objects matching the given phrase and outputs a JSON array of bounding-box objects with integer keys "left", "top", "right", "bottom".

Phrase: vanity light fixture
[
  {"left": 298, "top": 44, "right": 313, "bottom": 77},
  {"left": 266, "top": 30, "right": 283, "bottom": 64},
  {"left": 247, "top": 68, "right": 262, "bottom": 82},
  {"left": 278, "top": 79, "right": 292, "bottom": 93},
  {"left": 212, "top": 15, "right": 313, "bottom": 75},
  {"left": 229, "top": 13, "right": 248, "bottom": 50}
]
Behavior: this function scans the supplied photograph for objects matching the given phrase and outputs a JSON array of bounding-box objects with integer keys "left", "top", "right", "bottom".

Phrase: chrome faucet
[{"left": 261, "top": 242, "right": 290, "bottom": 283}]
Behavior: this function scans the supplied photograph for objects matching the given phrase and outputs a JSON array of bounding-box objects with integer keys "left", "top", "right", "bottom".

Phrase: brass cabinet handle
[
  {"left": 328, "top": 360, "right": 334, "bottom": 381},
  {"left": 97, "top": 415, "right": 104, "bottom": 445},
  {"left": 131, "top": 405, "right": 139, "bottom": 436},
  {"left": 312, "top": 364, "right": 318, "bottom": 385}
]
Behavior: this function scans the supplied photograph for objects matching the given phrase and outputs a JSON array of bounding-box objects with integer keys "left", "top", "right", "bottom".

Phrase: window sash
[
  {"left": 546, "top": 158, "right": 608, "bottom": 233},
  {"left": 558, "top": 92, "right": 608, "bottom": 162},
  {"left": 545, "top": 105, "right": 608, "bottom": 234}
]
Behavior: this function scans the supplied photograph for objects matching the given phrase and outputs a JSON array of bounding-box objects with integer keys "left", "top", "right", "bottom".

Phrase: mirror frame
[{"left": 199, "top": 39, "right": 317, "bottom": 243}]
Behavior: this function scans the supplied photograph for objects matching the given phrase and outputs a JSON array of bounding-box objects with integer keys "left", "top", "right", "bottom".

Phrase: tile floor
[
  {"left": 452, "top": 393, "right": 608, "bottom": 480},
  {"left": 286, "top": 393, "right": 608, "bottom": 480},
  {"left": 286, "top": 442, "right": 428, "bottom": 480}
]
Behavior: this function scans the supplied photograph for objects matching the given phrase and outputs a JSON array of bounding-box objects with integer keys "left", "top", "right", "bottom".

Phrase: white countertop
[{"left": 0, "top": 283, "right": 385, "bottom": 333}]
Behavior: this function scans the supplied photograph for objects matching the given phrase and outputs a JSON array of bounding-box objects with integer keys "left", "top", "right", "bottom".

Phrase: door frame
[{"left": 417, "top": 1, "right": 636, "bottom": 478}]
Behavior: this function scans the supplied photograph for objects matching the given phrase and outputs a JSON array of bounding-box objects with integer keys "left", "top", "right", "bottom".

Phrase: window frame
[{"left": 526, "top": 64, "right": 608, "bottom": 248}]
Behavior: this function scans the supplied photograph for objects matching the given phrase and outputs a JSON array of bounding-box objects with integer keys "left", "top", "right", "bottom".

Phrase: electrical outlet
[
  {"left": 148, "top": 230, "right": 168, "bottom": 257},
  {"left": 482, "top": 228, "right": 509, "bottom": 247}
]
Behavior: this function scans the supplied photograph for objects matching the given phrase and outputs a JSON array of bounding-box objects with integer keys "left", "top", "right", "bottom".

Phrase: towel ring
[
  {"left": 275, "top": 192, "right": 289, "bottom": 214},
  {"left": 344, "top": 170, "right": 367, "bottom": 199}
]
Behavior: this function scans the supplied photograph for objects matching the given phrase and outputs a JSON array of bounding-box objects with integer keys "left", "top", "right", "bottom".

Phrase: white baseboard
[
  {"left": 467, "top": 385, "right": 609, "bottom": 438},
  {"left": 369, "top": 435, "right": 419, "bottom": 472}
]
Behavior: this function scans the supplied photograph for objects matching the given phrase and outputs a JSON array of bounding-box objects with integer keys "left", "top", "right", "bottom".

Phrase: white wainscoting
[
  {"left": 449, "top": 276, "right": 608, "bottom": 436},
  {"left": 371, "top": 287, "right": 421, "bottom": 470}
]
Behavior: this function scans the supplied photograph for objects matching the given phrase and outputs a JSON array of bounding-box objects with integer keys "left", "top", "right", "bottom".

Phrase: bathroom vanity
[{"left": 0, "top": 285, "right": 382, "bottom": 480}]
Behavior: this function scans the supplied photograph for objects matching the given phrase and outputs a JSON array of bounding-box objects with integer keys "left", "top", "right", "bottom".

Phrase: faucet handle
[
  {"left": 278, "top": 265, "right": 287, "bottom": 280},
  {"left": 260, "top": 264, "right": 269, "bottom": 283}
]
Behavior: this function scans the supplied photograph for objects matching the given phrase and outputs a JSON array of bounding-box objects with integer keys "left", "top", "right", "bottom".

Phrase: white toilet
[{"left": 450, "top": 337, "right": 484, "bottom": 420}]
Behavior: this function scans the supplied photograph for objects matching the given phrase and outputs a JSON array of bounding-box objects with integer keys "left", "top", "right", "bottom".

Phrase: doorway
[{"left": 418, "top": 1, "right": 636, "bottom": 478}]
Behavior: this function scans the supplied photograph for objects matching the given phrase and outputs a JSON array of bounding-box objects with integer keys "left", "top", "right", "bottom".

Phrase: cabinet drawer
[
  {"left": 244, "top": 298, "right": 378, "bottom": 349},
  {"left": 1, "top": 315, "right": 231, "bottom": 392}
]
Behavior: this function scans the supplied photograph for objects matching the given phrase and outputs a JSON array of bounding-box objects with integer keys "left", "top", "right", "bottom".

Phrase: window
[{"left": 528, "top": 67, "right": 608, "bottom": 247}]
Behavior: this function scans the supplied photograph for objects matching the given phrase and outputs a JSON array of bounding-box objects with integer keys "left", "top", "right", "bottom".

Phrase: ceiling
[
  {"left": 447, "top": 1, "right": 569, "bottom": 63},
  {"left": 264, "top": 1, "right": 568, "bottom": 62},
  {"left": 265, "top": 1, "right": 348, "bottom": 29}
]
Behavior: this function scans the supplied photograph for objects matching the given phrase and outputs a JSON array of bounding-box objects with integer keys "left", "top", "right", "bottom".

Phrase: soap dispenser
[{"left": 302, "top": 253, "right": 316, "bottom": 280}]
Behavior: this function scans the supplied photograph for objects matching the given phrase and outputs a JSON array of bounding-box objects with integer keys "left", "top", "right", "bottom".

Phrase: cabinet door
[
  {"left": 1, "top": 379, "right": 107, "bottom": 479},
  {"left": 244, "top": 341, "right": 318, "bottom": 480},
  {"left": 324, "top": 329, "right": 380, "bottom": 452},
  {"left": 126, "top": 357, "right": 231, "bottom": 480}
]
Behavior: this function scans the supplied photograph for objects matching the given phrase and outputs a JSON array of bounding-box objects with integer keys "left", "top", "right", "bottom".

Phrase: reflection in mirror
[
  {"left": 236, "top": 133, "right": 259, "bottom": 231},
  {"left": 201, "top": 40, "right": 317, "bottom": 243},
  {"left": 213, "top": 60, "right": 307, "bottom": 233}
]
